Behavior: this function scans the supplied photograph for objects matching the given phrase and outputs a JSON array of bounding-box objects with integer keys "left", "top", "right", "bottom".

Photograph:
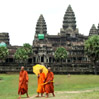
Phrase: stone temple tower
[
  {"left": 63, "top": 5, "right": 76, "bottom": 30},
  {"left": 89, "top": 24, "right": 97, "bottom": 36},
  {"left": 33, "top": 14, "right": 53, "bottom": 64},
  {"left": 35, "top": 14, "right": 47, "bottom": 35},
  {"left": 60, "top": 5, "right": 78, "bottom": 36},
  {"left": 0, "top": 32, "right": 10, "bottom": 46},
  {"left": 33, "top": 14, "right": 48, "bottom": 45}
]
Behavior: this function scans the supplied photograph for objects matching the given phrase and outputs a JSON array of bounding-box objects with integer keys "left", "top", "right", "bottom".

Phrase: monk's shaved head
[
  {"left": 39, "top": 69, "right": 43, "bottom": 73},
  {"left": 21, "top": 66, "right": 24, "bottom": 71},
  {"left": 48, "top": 67, "right": 51, "bottom": 72},
  {"left": 48, "top": 67, "right": 51, "bottom": 70}
]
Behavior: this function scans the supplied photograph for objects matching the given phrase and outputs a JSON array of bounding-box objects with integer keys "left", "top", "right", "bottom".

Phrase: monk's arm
[
  {"left": 44, "top": 73, "right": 48, "bottom": 83},
  {"left": 26, "top": 71, "right": 29, "bottom": 82},
  {"left": 49, "top": 72, "right": 54, "bottom": 81},
  {"left": 19, "top": 72, "right": 21, "bottom": 81},
  {"left": 43, "top": 73, "right": 46, "bottom": 82},
  {"left": 38, "top": 74, "right": 40, "bottom": 78}
]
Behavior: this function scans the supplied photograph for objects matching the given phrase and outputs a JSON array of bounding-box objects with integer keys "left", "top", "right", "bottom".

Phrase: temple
[{"left": 0, "top": 5, "right": 99, "bottom": 73}]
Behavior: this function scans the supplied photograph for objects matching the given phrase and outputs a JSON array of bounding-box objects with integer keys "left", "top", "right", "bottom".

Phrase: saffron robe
[
  {"left": 18, "top": 70, "right": 29, "bottom": 95},
  {"left": 45, "top": 71, "right": 54, "bottom": 93},
  {"left": 37, "top": 73, "right": 45, "bottom": 93}
]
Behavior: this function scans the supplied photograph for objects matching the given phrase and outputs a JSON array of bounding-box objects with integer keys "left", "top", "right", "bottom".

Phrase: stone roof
[
  {"left": 47, "top": 35, "right": 60, "bottom": 38},
  {"left": 89, "top": 24, "right": 98, "bottom": 36},
  {"left": 63, "top": 5, "right": 76, "bottom": 30},
  {"left": 0, "top": 32, "right": 10, "bottom": 45},
  {"left": 35, "top": 14, "right": 47, "bottom": 35}
]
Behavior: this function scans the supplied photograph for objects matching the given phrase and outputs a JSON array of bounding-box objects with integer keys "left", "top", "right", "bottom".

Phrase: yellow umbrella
[{"left": 33, "top": 64, "right": 48, "bottom": 76}]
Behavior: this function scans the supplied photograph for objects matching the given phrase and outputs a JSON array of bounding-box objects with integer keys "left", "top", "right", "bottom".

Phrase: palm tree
[{"left": 84, "top": 35, "right": 99, "bottom": 74}]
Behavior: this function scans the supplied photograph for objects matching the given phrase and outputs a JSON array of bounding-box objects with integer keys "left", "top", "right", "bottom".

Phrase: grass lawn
[{"left": 0, "top": 74, "right": 99, "bottom": 99}]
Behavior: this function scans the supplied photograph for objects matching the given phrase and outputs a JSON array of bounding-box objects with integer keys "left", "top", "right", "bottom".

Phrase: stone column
[
  {"left": 39, "top": 56, "right": 41, "bottom": 63},
  {"left": 47, "top": 56, "right": 49, "bottom": 63},
  {"left": 37, "top": 56, "right": 38, "bottom": 63},
  {"left": 44, "top": 56, "right": 46, "bottom": 63},
  {"left": 35, "top": 56, "right": 37, "bottom": 63}
]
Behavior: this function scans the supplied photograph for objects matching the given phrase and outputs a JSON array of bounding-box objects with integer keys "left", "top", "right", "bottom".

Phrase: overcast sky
[{"left": 0, "top": 0, "right": 99, "bottom": 46}]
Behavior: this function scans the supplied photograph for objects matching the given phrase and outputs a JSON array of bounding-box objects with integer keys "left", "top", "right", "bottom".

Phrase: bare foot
[
  {"left": 52, "top": 93, "right": 55, "bottom": 97},
  {"left": 27, "top": 95, "right": 29, "bottom": 98},
  {"left": 18, "top": 96, "right": 21, "bottom": 99},
  {"left": 45, "top": 95, "right": 48, "bottom": 98},
  {"left": 35, "top": 95, "right": 39, "bottom": 97}
]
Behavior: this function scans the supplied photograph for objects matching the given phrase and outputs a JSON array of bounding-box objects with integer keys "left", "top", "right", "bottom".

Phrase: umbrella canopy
[{"left": 33, "top": 64, "right": 48, "bottom": 76}]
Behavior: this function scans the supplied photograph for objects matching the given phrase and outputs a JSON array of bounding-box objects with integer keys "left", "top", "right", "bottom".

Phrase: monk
[
  {"left": 36, "top": 69, "right": 45, "bottom": 97},
  {"left": 44, "top": 67, "right": 55, "bottom": 98},
  {"left": 18, "top": 66, "right": 29, "bottom": 99}
]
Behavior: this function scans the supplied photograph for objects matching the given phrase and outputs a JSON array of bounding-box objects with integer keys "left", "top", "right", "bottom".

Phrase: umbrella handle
[{"left": 42, "top": 81, "right": 54, "bottom": 85}]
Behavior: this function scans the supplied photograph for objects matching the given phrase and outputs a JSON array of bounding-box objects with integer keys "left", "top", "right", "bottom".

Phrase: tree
[
  {"left": 0, "top": 46, "right": 9, "bottom": 63},
  {"left": 14, "top": 47, "right": 28, "bottom": 64},
  {"left": 14, "top": 43, "right": 33, "bottom": 66},
  {"left": 54, "top": 47, "right": 68, "bottom": 66},
  {"left": 84, "top": 35, "right": 99, "bottom": 74},
  {"left": 23, "top": 43, "right": 33, "bottom": 56}
]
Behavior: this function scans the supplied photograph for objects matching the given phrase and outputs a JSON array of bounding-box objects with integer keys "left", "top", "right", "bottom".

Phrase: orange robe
[
  {"left": 37, "top": 73, "right": 45, "bottom": 93},
  {"left": 18, "top": 70, "right": 29, "bottom": 95},
  {"left": 45, "top": 71, "right": 54, "bottom": 93}
]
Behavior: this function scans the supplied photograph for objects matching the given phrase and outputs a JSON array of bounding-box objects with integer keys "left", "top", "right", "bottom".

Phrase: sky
[{"left": 0, "top": 0, "right": 99, "bottom": 46}]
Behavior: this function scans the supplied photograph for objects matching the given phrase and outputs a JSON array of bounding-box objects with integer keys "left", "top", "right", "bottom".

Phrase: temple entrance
[
  {"left": 33, "top": 57, "right": 36, "bottom": 63},
  {"left": 28, "top": 58, "right": 32, "bottom": 63},
  {"left": 49, "top": 57, "right": 51, "bottom": 63},
  {"left": 10, "top": 58, "right": 13, "bottom": 62},
  {"left": 41, "top": 56, "right": 44, "bottom": 62}
]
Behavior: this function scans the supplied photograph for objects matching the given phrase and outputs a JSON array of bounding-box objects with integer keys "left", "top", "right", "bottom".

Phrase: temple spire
[
  {"left": 35, "top": 14, "right": 47, "bottom": 35},
  {"left": 89, "top": 24, "right": 97, "bottom": 36},
  {"left": 67, "top": 5, "right": 73, "bottom": 12},
  {"left": 63, "top": 5, "right": 76, "bottom": 30}
]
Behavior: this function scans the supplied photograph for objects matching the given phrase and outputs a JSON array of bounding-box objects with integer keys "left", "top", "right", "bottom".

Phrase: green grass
[{"left": 0, "top": 74, "right": 99, "bottom": 99}]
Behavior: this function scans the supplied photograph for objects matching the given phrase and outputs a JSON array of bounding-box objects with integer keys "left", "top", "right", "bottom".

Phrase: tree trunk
[
  {"left": 93, "top": 61, "right": 97, "bottom": 75},
  {"left": 61, "top": 59, "right": 63, "bottom": 74}
]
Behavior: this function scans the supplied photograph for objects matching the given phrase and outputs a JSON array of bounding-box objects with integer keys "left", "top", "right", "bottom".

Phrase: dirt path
[
  {"left": 28, "top": 95, "right": 36, "bottom": 99},
  {"left": 56, "top": 89, "right": 94, "bottom": 94},
  {"left": 26, "top": 89, "right": 99, "bottom": 99}
]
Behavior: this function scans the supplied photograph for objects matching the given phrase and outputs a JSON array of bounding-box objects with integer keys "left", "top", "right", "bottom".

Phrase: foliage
[
  {"left": 84, "top": 35, "right": 99, "bottom": 74},
  {"left": 14, "top": 47, "right": 28, "bottom": 63},
  {"left": 23, "top": 43, "right": 33, "bottom": 56},
  {"left": 84, "top": 35, "right": 99, "bottom": 62},
  {"left": 14, "top": 43, "right": 33, "bottom": 63},
  {"left": 54, "top": 47, "right": 67, "bottom": 61},
  {"left": 0, "top": 46, "right": 9, "bottom": 62}
]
